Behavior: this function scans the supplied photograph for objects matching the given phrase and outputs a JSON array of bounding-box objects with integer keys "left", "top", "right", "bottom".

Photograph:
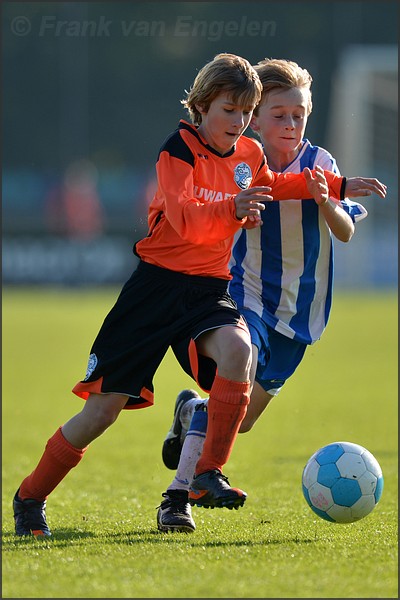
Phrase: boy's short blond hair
[
  {"left": 182, "top": 53, "right": 262, "bottom": 125},
  {"left": 254, "top": 58, "right": 313, "bottom": 116}
]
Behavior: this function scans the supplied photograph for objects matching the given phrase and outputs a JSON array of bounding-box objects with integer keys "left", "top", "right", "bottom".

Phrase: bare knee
[
  {"left": 90, "top": 404, "right": 120, "bottom": 432},
  {"left": 196, "top": 325, "right": 252, "bottom": 381},
  {"left": 218, "top": 335, "right": 252, "bottom": 378},
  {"left": 80, "top": 394, "right": 126, "bottom": 437}
]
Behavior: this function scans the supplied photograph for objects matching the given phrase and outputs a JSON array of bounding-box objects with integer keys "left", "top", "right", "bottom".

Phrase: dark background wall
[{"left": 2, "top": 1, "right": 398, "bottom": 285}]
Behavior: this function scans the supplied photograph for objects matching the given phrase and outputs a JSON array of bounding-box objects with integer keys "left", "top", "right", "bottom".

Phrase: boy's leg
[
  {"left": 188, "top": 375, "right": 249, "bottom": 509},
  {"left": 158, "top": 373, "right": 250, "bottom": 520},
  {"left": 160, "top": 380, "right": 249, "bottom": 512},
  {"left": 157, "top": 405, "right": 208, "bottom": 533},
  {"left": 162, "top": 389, "right": 203, "bottom": 470},
  {"left": 14, "top": 392, "right": 127, "bottom": 536},
  {"left": 173, "top": 318, "right": 251, "bottom": 508},
  {"left": 186, "top": 325, "right": 251, "bottom": 509},
  {"left": 13, "top": 425, "right": 86, "bottom": 537}
]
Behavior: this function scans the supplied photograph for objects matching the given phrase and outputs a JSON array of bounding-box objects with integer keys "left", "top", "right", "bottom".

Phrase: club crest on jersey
[
  {"left": 234, "top": 162, "right": 252, "bottom": 190},
  {"left": 84, "top": 353, "right": 98, "bottom": 380}
]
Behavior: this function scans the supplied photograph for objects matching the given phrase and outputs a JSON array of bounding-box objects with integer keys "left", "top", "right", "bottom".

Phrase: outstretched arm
[
  {"left": 344, "top": 177, "right": 387, "bottom": 199},
  {"left": 255, "top": 157, "right": 387, "bottom": 201}
]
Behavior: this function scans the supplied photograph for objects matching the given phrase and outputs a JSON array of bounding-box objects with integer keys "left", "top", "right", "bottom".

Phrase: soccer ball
[{"left": 302, "top": 441, "right": 384, "bottom": 523}]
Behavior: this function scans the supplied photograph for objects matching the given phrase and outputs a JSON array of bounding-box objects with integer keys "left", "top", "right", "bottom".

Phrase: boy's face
[
  {"left": 251, "top": 87, "right": 310, "bottom": 157},
  {"left": 196, "top": 93, "right": 254, "bottom": 155}
]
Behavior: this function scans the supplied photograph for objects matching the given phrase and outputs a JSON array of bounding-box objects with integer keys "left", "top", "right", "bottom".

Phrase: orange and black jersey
[{"left": 135, "top": 120, "right": 345, "bottom": 279}]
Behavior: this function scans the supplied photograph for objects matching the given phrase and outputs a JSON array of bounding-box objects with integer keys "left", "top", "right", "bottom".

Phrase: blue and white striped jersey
[{"left": 229, "top": 139, "right": 367, "bottom": 344}]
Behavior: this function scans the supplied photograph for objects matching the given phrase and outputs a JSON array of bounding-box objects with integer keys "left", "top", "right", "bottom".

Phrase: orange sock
[
  {"left": 195, "top": 375, "right": 250, "bottom": 475},
  {"left": 18, "top": 427, "right": 87, "bottom": 501}
]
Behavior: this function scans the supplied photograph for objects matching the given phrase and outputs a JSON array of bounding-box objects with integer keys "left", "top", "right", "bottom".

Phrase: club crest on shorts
[
  {"left": 234, "top": 162, "right": 252, "bottom": 190},
  {"left": 84, "top": 353, "right": 98, "bottom": 380}
]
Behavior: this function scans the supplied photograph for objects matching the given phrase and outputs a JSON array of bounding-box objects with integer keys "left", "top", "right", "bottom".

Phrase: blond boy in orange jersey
[{"left": 13, "top": 53, "right": 386, "bottom": 537}]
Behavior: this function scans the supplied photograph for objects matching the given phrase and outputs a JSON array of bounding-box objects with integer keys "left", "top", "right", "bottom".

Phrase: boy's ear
[
  {"left": 250, "top": 114, "right": 260, "bottom": 131},
  {"left": 195, "top": 103, "right": 207, "bottom": 115}
]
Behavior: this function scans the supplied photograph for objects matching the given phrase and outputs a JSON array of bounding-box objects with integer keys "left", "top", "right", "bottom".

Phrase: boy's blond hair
[
  {"left": 253, "top": 58, "right": 313, "bottom": 116},
  {"left": 182, "top": 53, "right": 262, "bottom": 125}
]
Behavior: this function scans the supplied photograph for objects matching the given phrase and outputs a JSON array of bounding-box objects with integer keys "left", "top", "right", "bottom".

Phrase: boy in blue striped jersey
[{"left": 157, "top": 58, "right": 374, "bottom": 532}]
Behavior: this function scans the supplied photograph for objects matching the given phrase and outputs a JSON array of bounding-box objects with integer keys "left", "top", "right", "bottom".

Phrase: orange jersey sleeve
[
  {"left": 151, "top": 151, "right": 244, "bottom": 246},
  {"left": 253, "top": 156, "right": 344, "bottom": 201}
]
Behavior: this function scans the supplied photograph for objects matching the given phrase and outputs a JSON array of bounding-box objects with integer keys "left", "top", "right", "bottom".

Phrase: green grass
[{"left": 2, "top": 287, "right": 398, "bottom": 598}]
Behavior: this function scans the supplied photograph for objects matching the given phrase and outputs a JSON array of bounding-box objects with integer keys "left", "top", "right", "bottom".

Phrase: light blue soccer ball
[{"left": 302, "top": 441, "right": 384, "bottom": 523}]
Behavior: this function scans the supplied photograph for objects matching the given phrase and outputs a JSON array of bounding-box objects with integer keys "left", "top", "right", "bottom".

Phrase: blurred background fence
[{"left": 3, "top": 1, "right": 398, "bottom": 287}]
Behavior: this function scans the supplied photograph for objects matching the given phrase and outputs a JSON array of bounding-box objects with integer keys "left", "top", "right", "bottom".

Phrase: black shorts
[{"left": 73, "top": 261, "right": 248, "bottom": 409}]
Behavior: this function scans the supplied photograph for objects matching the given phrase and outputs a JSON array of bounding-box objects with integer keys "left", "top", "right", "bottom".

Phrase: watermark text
[{"left": 11, "top": 15, "right": 277, "bottom": 41}]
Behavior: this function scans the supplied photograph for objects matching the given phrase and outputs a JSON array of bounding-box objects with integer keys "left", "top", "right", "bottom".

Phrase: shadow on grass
[
  {"left": 2, "top": 529, "right": 96, "bottom": 550},
  {"left": 2, "top": 527, "right": 316, "bottom": 549},
  {"left": 118, "top": 529, "right": 317, "bottom": 547}
]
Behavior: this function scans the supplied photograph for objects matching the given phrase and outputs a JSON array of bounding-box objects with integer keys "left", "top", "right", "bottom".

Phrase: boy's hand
[
  {"left": 242, "top": 213, "right": 263, "bottom": 229},
  {"left": 345, "top": 177, "right": 387, "bottom": 198},
  {"left": 303, "top": 165, "right": 329, "bottom": 206},
  {"left": 234, "top": 186, "right": 272, "bottom": 223}
]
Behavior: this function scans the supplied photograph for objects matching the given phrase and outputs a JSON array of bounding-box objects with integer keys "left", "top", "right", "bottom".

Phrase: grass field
[{"left": 2, "top": 287, "right": 398, "bottom": 598}]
